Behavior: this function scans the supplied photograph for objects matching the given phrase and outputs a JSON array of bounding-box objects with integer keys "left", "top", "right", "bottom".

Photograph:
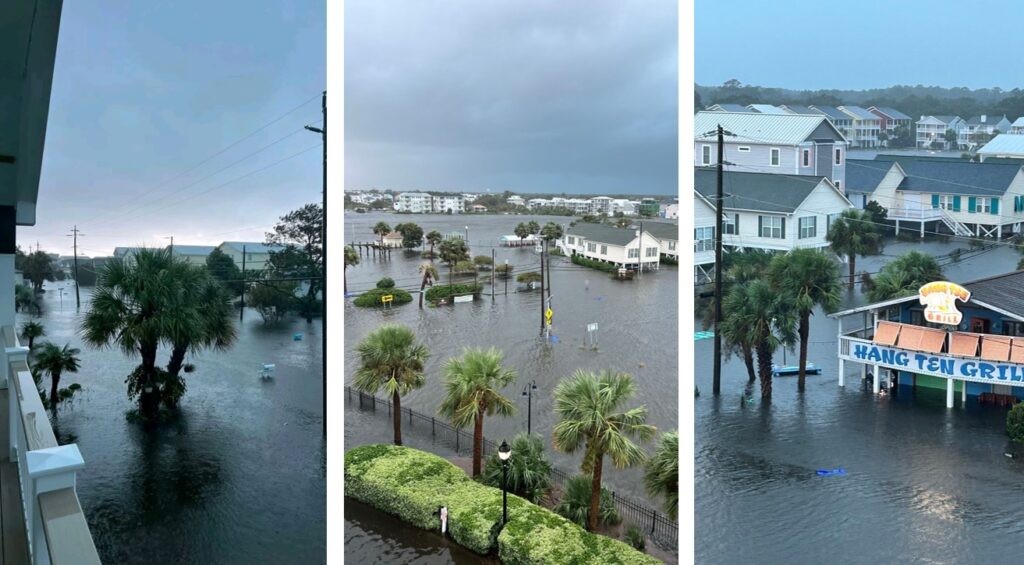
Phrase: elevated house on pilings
[{"left": 831, "top": 272, "right": 1024, "bottom": 408}]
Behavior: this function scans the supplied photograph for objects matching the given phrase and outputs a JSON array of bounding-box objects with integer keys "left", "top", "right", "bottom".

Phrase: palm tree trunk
[
  {"left": 798, "top": 314, "right": 809, "bottom": 392},
  {"left": 420, "top": 272, "right": 428, "bottom": 308},
  {"left": 344, "top": 267, "right": 348, "bottom": 294},
  {"left": 588, "top": 453, "right": 603, "bottom": 532},
  {"left": 28, "top": 336, "right": 34, "bottom": 350},
  {"left": 742, "top": 343, "right": 756, "bottom": 383},
  {"left": 167, "top": 344, "right": 188, "bottom": 378},
  {"left": 473, "top": 411, "right": 483, "bottom": 477},
  {"left": 756, "top": 338, "right": 773, "bottom": 399},
  {"left": 140, "top": 342, "right": 160, "bottom": 414},
  {"left": 392, "top": 390, "right": 403, "bottom": 446},
  {"left": 848, "top": 254, "right": 856, "bottom": 289},
  {"left": 49, "top": 370, "right": 61, "bottom": 407}
]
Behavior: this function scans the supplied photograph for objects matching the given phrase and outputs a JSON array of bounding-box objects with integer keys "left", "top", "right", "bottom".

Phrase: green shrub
[
  {"left": 571, "top": 254, "right": 618, "bottom": 272},
  {"left": 481, "top": 433, "right": 552, "bottom": 502},
  {"left": 345, "top": 445, "right": 660, "bottom": 563},
  {"left": 376, "top": 277, "right": 396, "bottom": 289},
  {"left": 517, "top": 271, "right": 542, "bottom": 283},
  {"left": 1008, "top": 403, "right": 1024, "bottom": 442},
  {"left": 659, "top": 254, "right": 678, "bottom": 266},
  {"left": 554, "top": 475, "right": 621, "bottom": 528},
  {"left": 353, "top": 288, "right": 412, "bottom": 307},
  {"left": 624, "top": 526, "right": 646, "bottom": 552},
  {"left": 424, "top": 284, "right": 481, "bottom": 303}
]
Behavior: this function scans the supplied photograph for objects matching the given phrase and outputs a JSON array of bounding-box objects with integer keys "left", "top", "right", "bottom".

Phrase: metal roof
[
  {"left": 846, "top": 159, "right": 899, "bottom": 193},
  {"left": 869, "top": 107, "right": 912, "bottom": 121},
  {"left": 694, "top": 111, "right": 838, "bottom": 145},
  {"left": 920, "top": 115, "right": 961, "bottom": 125},
  {"left": 839, "top": 106, "right": 879, "bottom": 121},
  {"left": 693, "top": 168, "right": 829, "bottom": 214},
  {"left": 898, "top": 159, "right": 1021, "bottom": 196},
  {"left": 808, "top": 105, "right": 850, "bottom": 121},
  {"left": 978, "top": 134, "right": 1024, "bottom": 156},
  {"left": 1013, "top": 118, "right": 1024, "bottom": 127},
  {"left": 705, "top": 103, "right": 748, "bottom": 112},
  {"left": 171, "top": 245, "right": 216, "bottom": 256},
  {"left": 565, "top": 223, "right": 643, "bottom": 246},
  {"left": 780, "top": 105, "right": 820, "bottom": 115},
  {"left": 747, "top": 104, "right": 787, "bottom": 114},
  {"left": 220, "top": 241, "right": 287, "bottom": 254}
]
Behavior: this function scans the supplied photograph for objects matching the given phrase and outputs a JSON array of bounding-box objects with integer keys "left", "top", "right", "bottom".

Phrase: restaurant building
[{"left": 830, "top": 272, "right": 1024, "bottom": 407}]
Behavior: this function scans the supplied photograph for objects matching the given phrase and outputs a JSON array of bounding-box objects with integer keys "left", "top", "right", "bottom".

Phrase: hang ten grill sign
[
  {"left": 919, "top": 281, "right": 970, "bottom": 326},
  {"left": 849, "top": 342, "right": 1024, "bottom": 385}
]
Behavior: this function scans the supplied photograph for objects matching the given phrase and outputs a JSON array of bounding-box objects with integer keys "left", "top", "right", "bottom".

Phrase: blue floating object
[
  {"left": 293, "top": 333, "right": 303, "bottom": 341},
  {"left": 816, "top": 468, "right": 847, "bottom": 477},
  {"left": 594, "top": 296, "right": 605, "bottom": 301},
  {"left": 550, "top": 334, "right": 560, "bottom": 343}
]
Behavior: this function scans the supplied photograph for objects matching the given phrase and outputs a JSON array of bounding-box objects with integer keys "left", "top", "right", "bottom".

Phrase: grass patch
[{"left": 424, "top": 283, "right": 482, "bottom": 304}]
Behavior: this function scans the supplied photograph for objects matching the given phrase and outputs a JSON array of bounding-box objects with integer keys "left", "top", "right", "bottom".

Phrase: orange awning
[
  {"left": 949, "top": 333, "right": 980, "bottom": 357},
  {"left": 1011, "top": 339, "right": 1024, "bottom": 364},
  {"left": 873, "top": 321, "right": 901, "bottom": 346},
  {"left": 918, "top": 327, "right": 947, "bottom": 353},
  {"left": 980, "top": 335, "right": 1012, "bottom": 362},
  {"left": 896, "top": 326, "right": 924, "bottom": 351}
]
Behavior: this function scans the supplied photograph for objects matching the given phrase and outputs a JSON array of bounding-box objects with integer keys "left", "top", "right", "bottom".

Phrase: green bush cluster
[
  {"left": 344, "top": 445, "right": 660, "bottom": 564},
  {"left": 424, "top": 283, "right": 481, "bottom": 304},
  {"left": 376, "top": 277, "right": 396, "bottom": 289},
  {"left": 1008, "top": 403, "right": 1024, "bottom": 442},
  {"left": 353, "top": 287, "right": 412, "bottom": 308},
  {"left": 571, "top": 254, "right": 618, "bottom": 273}
]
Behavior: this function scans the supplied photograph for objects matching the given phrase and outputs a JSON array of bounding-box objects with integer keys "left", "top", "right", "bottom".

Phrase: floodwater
[
  {"left": 343, "top": 212, "right": 679, "bottom": 503},
  {"left": 696, "top": 240, "right": 1024, "bottom": 564},
  {"left": 19, "top": 283, "right": 325, "bottom": 564}
]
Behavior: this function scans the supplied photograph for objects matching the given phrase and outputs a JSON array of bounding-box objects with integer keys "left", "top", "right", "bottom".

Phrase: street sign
[
  {"left": 545, "top": 308, "right": 553, "bottom": 323},
  {"left": 587, "top": 323, "right": 599, "bottom": 332},
  {"left": 381, "top": 295, "right": 394, "bottom": 304}
]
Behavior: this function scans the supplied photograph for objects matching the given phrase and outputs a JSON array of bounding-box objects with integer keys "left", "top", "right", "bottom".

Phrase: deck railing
[
  {"left": 1, "top": 326, "right": 100, "bottom": 565},
  {"left": 345, "top": 385, "right": 678, "bottom": 550}
]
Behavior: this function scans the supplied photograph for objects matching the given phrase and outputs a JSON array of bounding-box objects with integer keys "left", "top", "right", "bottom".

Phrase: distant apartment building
[
  {"left": 661, "top": 203, "right": 679, "bottom": 219},
  {"left": 746, "top": 104, "right": 786, "bottom": 114},
  {"left": 396, "top": 192, "right": 433, "bottom": 213},
  {"left": 838, "top": 106, "right": 882, "bottom": 148},
  {"left": 694, "top": 111, "right": 848, "bottom": 190},
  {"left": 589, "top": 196, "right": 614, "bottom": 216},
  {"left": 808, "top": 105, "right": 854, "bottom": 138},
  {"left": 963, "top": 115, "right": 1012, "bottom": 146},
  {"left": 432, "top": 194, "right": 465, "bottom": 214},
  {"left": 868, "top": 106, "right": 913, "bottom": 136},
  {"left": 507, "top": 195, "right": 526, "bottom": 207},
  {"left": 916, "top": 115, "right": 965, "bottom": 149}
]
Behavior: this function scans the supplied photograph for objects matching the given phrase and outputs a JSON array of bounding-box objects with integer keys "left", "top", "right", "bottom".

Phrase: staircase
[{"left": 939, "top": 212, "right": 973, "bottom": 237}]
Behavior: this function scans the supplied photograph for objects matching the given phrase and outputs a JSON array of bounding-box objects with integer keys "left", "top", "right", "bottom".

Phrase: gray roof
[
  {"left": 112, "top": 246, "right": 142, "bottom": 257},
  {"left": 809, "top": 105, "right": 850, "bottom": 121},
  {"left": 780, "top": 105, "right": 819, "bottom": 115},
  {"left": 694, "top": 111, "right": 840, "bottom": 145},
  {"left": 171, "top": 245, "right": 216, "bottom": 256},
  {"left": 566, "top": 223, "right": 642, "bottom": 246},
  {"left": 966, "top": 115, "right": 1008, "bottom": 126},
  {"left": 870, "top": 107, "right": 912, "bottom": 121},
  {"left": 963, "top": 270, "right": 1024, "bottom": 319},
  {"left": 638, "top": 221, "right": 679, "bottom": 241},
  {"left": 846, "top": 159, "right": 897, "bottom": 193},
  {"left": 693, "top": 168, "right": 827, "bottom": 214},
  {"left": 747, "top": 104, "right": 787, "bottom": 114},
  {"left": 839, "top": 106, "right": 879, "bottom": 120},
  {"left": 925, "top": 115, "right": 960, "bottom": 125},
  {"left": 220, "top": 241, "right": 287, "bottom": 254},
  {"left": 898, "top": 160, "right": 1022, "bottom": 196},
  {"left": 706, "top": 103, "right": 748, "bottom": 112}
]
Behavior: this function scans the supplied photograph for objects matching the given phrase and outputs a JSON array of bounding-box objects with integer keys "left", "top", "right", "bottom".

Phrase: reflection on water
[
  {"left": 696, "top": 240, "right": 1024, "bottom": 564},
  {"left": 21, "top": 284, "right": 325, "bottom": 564},
  {"left": 344, "top": 212, "right": 678, "bottom": 504}
]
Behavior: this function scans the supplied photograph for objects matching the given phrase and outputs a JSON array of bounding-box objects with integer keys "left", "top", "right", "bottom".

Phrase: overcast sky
[
  {"left": 345, "top": 0, "right": 678, "bottom": 196},
  {"left": 697, "top": 0, "right": 1023, "bottom": 91},
  {"left": 24, "top": 0, "right": 324, "bottom": 256}
]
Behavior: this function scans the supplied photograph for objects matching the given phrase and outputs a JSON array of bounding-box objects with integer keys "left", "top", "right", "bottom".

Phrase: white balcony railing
[
  {"left": 1, "top": 326, "right": 100, "bottom": 565},
  {"left": 886, "top": 207, "right": 944, "bottom": 221}
]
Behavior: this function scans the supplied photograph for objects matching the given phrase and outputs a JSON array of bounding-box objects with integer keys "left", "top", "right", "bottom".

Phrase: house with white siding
[
  {"left": 641, "top": 221, "right": 679, "bottom": 261},
  {"left": 979, "top": 134, "right": 1024, "bottom": 161},
  {"left": 396, "top": 192, "right": 433, "bottom": 213},
  {"left": 1010, "top": 118, "right": 1024, "bottom": 134},
  {"left": 694, "top": 111, "right": 849, "bottom": 190},
  {"left": 558, "top": 223, "right": 661, "bottom": 271},
  {"left": 693, "top": 168, "right": 854, "bottom": 253},
  {"left": 916, "top": 115, "right": 965, "bottom": 149},
  {"left": 217, "top": 242, "right": 287, "bottom": 272},
  {"left": 964, "top": 115, "right": 1012, "bottom": 147},
  {"left": 432, "top": 194, "right": 465, "bottom": 214},
  {"left": 838, "top": 106, "right": 882, "bottom": 148},
  {"left": 693, "top": 193, "right": 716, "bottom": 284}
]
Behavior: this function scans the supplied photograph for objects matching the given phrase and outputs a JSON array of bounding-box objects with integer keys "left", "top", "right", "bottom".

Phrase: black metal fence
[{"left": 346, "top": 386, "right": 677, "bottom": 550}]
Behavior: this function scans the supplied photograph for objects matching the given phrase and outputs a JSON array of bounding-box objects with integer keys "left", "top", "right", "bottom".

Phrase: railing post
[
  {"left": 7, "top": 345, "right": 28, "bottom": 462},
  {"left": 27, "top": 444, "right": 86, "bottom": 565}
]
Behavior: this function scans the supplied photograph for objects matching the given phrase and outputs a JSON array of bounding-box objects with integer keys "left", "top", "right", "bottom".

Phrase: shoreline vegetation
[{"left": 344, "top": 444, "right": 661, "bottom": 564}]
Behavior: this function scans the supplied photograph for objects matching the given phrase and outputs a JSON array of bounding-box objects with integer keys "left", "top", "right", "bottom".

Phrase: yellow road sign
[
  {"left": 382, "top": 295, "right": 394, "bottom": 304},
  {"left": 545, "top": 308, "right": 553, "bottom": 321}
]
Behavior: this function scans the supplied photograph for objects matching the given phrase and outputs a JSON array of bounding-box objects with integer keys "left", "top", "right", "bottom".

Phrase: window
[
  {"left": 567, "top": 236, "right": 575, "bottom": 245},
  {"left": 834, "top": 148, "right": 843, "bottom": 165},
  {"left": 1004, "top": 321, "right": 1024, "bottom": 337},
  {"left": 798, "top": 216, "right": 817, "bottom": 239},
  {"left": 587, "top": 242, "right": 596, "bottom": 252},
  {"left": 759, "top": 216, "right": 784, "bottom": 239},
  {"left": 938, "top": 195, "right": 954, "bottom": 211},
  {"left": 978, "top": 198, "right": 992, "bottom": 213},
  {"left": 645, "top": 247, "right": 658, "bottom": 257},
  {"left": 826, "top": 213, "right": 842, "bottom": 233},
  {"left": 802, "top": 149, "right": 810, "bottom": 167},
  {"left": 723, "top": 213, "right": 739, "bottom": 235},
  {"left": 738, "top": 146, "right": 750, "bottom": 152},
  {"left": 694, "top": 227, "right": 714, "bottom": 252},
  {"left": 628, "top": 247, "right": 640, "bottom": 258},
  {"left": 834, "top": 180, "right": 841, "bottom": 191},
  {"left": 770, "top": 148, "right": 781, "bottom": 167},
  {"left": 600, "top": 244, "right": 608, "bottom": 255},
  {"left": 668, "top": 241, "right": 676, "bottom": 251},
  {"left": 702, "top": 145, "right": 711, "bottom": 165}
]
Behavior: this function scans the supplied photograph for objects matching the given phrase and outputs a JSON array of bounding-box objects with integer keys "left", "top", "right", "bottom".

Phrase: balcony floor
[{"left": 0, "top": 389, "right": 29, "bottom": 565}]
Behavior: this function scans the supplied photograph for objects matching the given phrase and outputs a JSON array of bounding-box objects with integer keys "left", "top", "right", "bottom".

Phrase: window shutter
[
  {"left": 968, "top": 197, "right": 976, "bottom": 213},
  {"left": 780, "top": 218, "right": 786, "bottom": 239},
  {"left": 734, "top": 214, "right": 740, "bottom": 234},
  {"left": 931, "top": 194, "right": 939, "bottom": 209},
  {"left": 953, "top": 195, "right": 961, "bottom": 212},
  {"left": 758, "top": 216, "right": 763, "bottom": 237},
  {"left": 992, "top": 198, "right": 999, "bottom": 215}
]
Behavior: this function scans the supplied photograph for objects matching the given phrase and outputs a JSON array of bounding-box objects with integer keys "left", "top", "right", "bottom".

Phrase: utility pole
[
  {"left": 67, "top": 226, "right": 84, "bottom": 309},
  {"left": 539, "top": 248, "right": 545, "bottom": 335},
  {"left": 491, "top": 249, "right": 495, "bottom": 299},
  {"left": 713, "top": 124, "right": 725, "bottom": 396},
  {"left": 164, "top": 235, "right": 174, "bottom": 255},
  {"left": 504, "top": 260, "right": 508, "bottom": 295},
  {"left": 305, "top": 90, "right": 327, "bottom": 437},
  {"left": 240, "top": 245, "right": 246, "bottom": 322},
  {"left": 546, "top": 240, "right": 551, "bottom": 300},
  {"left": 638, "top": 221, "right": 643, "bottom": 278}
]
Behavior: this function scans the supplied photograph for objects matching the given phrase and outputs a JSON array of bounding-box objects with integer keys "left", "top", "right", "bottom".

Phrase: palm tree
[
  {"left": 353, "top": 324, "right": 429, "bottom": 446},
  {"left": 723, "top": 279, "right": 796, "bottom": 399},
  {"left": 21, "top": 321, "right": 45, "bottom": 350},
  {"left": 770, "top": 250, "right": 841, "bottom": 391},
  {"left": 702, "top": 249, "right": 774, "bottom": 383},
  {"left": 344, "top": 245, "right": 360, "bottom": 294},
  {"left": 868, "top": 251, "right": 943, "bottom": 302},
  {"left": 438, "top": 347, "right": 516, "bottom": 476},
  {"left": 514, "top": 223, "right": 530, "bottom": 241},
  {"left": 826, "top": 209, "right": 882, "bottom": 289},
  {"left": 34, "top": 342, "right": 80, "bottom": 407},
  {"left": 438, "top": 238, "right": 470, "bottom": 289},
  {"left": 425, "top": 230, "right": 443, "bottom": 258},
  {"left": 417, "top": 263, "right": 438, "bottom": 308},
  {"left": 372, "top": 221, "right": 391, "bottom": 248},
  {"left": 644, "top": 430, "right": 678, "bottom": 520},
  {"left": 540, "top": 222, "right": 563, "bottom": 243},
  {"left": 164, "top": 273, "right": 236, "bottom": 405},
  {"left": 527, "top": 220, "right": 540, "bottom": 235},
  {"left": 81, "top": 248, "right": 201, "bottom": 414},
  {"left": 553, "top": 370, "right": 656, "bottom": 531}
]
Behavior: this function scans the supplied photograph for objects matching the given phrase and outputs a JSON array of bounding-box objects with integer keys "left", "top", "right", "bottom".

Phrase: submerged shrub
[
  {"left": 481, "top": 433, "right": 552, "bottom": 503},
  {"left": 553, "top": 474, "right": 621, "bottom": 528},
  {"left": 376, "top": 277, "right": 396, "bottom": 289},
  {"left": 1008, "top": 403, "right": 1024, "bottom": 442},
  {"left": 624, "top": 525, "right": 646, "bottom": 551},
  {"left": 353, "top": 288, "right": 412, "bottom": 308},
  {"left": 423, "top": 284, "right": 481, "bottom": 304}
]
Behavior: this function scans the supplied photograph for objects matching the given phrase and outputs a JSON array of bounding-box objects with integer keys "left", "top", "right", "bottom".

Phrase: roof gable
[
  {"left": 898, "top": 160, "right": 1022, "bottom": 196},
  {"left": 694, "top": 111, "right": 844, "bottom": 145},
  {"left": 693, "top": 168, "right": 831, "bottom": 214}
]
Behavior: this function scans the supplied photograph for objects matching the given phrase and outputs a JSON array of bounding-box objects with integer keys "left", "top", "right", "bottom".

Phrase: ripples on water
[
  {"left": 22, "top": 285, "right": 325, "bottom": 564},
  {"left": 696, "top": 241, "right": 1024, "bottom": 564}
]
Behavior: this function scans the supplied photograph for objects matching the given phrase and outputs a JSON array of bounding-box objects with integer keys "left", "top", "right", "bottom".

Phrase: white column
[
  {"left": 998, "top": 224, "right": 1003, "bottom": 239},
  {"left": 962, "top": 380, "right": 967, "bottom": 404},
  {"left": 873, "top": 366, "right": 880, "bottom": 393},
  {"left": 946, "top": 378, "right": 955, "bottom": 408},
  {"left": 920, "top": 221, "right": 925, "bottom": 238},
  {"left": 0, "top": 253, "right": 13, "bottom": 340},
  {"left": 837, "top": 316, "right": 845, "bottom": 387},
  {"left": 27, "top": 444, "right": 86, "bottom": 564},
  {"left": 895, "top": 219, "right": 900, "bottom": 235}
]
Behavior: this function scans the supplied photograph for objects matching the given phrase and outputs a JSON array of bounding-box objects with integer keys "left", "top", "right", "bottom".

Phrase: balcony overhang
[{"left": 0, "top": 0, "right": 64, "bottom": 227}]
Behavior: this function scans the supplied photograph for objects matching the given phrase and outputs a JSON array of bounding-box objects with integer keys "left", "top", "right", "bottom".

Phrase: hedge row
[
  {"left": 344, "top": 445, "right": 661, "bottom": 564},
  {"left": 571, "top": 254, "right": 618, "bottom": 273},
  {"left": 352, "top": 287, "right": 412, "bottom": 307},
  {"left": 424, "top": 283, "right": 482, "bottom": 304}
]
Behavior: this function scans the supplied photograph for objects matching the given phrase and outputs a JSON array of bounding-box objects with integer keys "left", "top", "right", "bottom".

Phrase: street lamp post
[
  {"left": 498, "top": 440, "right": 511, "bottom": 524},
  {"left": 522, "top": 380, "right": 538, "bottom": 435},
  {"left": 464, "top": 225, "right": 469, "bottom": 246}
]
